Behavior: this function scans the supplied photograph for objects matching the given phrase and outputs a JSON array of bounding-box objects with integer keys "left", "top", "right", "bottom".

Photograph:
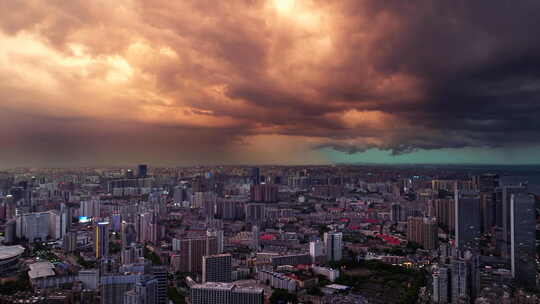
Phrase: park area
[{"left": 332, "top": 260, "right": 426, "bottom": 304}]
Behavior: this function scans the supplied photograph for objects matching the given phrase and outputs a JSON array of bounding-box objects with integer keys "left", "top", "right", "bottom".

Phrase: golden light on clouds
[
  {"left": 0, "top": 0, "right": 537, "bottom": 166},
  {"left": 273, "top": 0, "right": 296, "bottom": 13}
]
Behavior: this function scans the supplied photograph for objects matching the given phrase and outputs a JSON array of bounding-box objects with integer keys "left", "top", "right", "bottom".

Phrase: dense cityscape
[
  {"left": 3, "top": 0, "right": 540, "bottom": 303},
  {"left": 0, "top": 165, "right": 538, "bottom": 303}
]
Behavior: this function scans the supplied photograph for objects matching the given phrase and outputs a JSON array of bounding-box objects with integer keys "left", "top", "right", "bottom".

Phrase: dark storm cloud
[{"left": 0, "top": 0, "right": 539, "bottom": 165}]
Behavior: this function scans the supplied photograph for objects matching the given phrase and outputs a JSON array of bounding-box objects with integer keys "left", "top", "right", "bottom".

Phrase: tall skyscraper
[
  {"left": 151, "top": 265, "right": 168, "bottom": 304},
  {"left": 122, "top": 221, "right": 137, "bottom": 248},
  {"left": 407, "top": 217, "right": 438, "bottom": 250},
  {"left": 3, "top": 195, "right": 16, "bottom": 220},
  {"left": 309, "top": 240, "right": 325, "bottom": 264},
  {"left": 245, "top": 203, "right": 266, "bottom": 224},
  {"left": 172, "top": 238, "right": 182, "bottom": 252},
  {"left": 450, "top": 252, "right": 480, "bottom": 304},
  {"left": 324, "top": 232, "right": 342, "bottom": 262},
  {"left": 251, "top": 167, "right": 260, "bottom": 185},
  {"left": 177, "top": 236, "right": 218, "bottom": 273},
  {"left": 80, "top": 199, "right": 100, "bottom": 218},
  {"left": 203, "top": 254, "right": 232, "bottom": 283},
  {"left": 498, "top": 184, "right": 527, "bottom": 258},
  {"left": 510, "top": 192, "right": 537, "bottom": 289},
  {"left": 207, "top": 229, "right": 224, "bottom": 254},
  {"left": 251, "top": 225, "right": 259, "bottom": 251},
  {"left": 18, "top": 211, "right": 50, "bottom": 243},
  {"left": 138, "top": 212, "right": 159, "bottom": 245},
  {"left": 64, "top": 230, "right": 77, "bottom": 253},
  {"left": 191, "top": 283, "right": 264, "bottom": 304},
  {"left": 4, "top": 219, "right": 16, "bottom": 244},
  {"left": 60, "top": 203, "right": 71, "bottom": 240},
  {"left": 250, "top": 184, "right": 278, "bottom": 203},
  {"left": 390, "top": 203, "right": 402, "bottom": 223},
  {"left": 432, "top": 266, "right": 449, "bottom": 303},
  {"left": 479, "top": 192, "right": 495, "bottom": 234},
  {"left": 455, "top": 191, "right": 481, "bottom": 249},
  {"left": 137, "top": 164, "right": 148, "bottom": 178},
  {"left": 472, "top": 174, "right": 499, "bottom": 193},
  {"left": 121, "top": 245, "right": 144, "bottom": 265},
  {"left": 48, "top": 211, "right": 62, "bottom": 239},
  {"left": 101, "top": 274, "right": 140, "bottom": 304},
  {"left": 95, "top": 221, "right": 110, "bottom": 259},
  {"left": 432, "top": 199, "right": 455, "bottom": 232},
  {"left": 124, "top": 276, "right": 158, "bottom": 304}
]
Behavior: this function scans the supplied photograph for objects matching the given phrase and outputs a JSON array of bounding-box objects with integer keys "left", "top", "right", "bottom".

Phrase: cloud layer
[{"left": 1, "top": 0, "right": 539, "bottom": 166}]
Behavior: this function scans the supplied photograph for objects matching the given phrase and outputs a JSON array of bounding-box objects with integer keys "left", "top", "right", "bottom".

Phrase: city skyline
[{"left": 2, "top": 1, "right": 540, "bottom": 167}]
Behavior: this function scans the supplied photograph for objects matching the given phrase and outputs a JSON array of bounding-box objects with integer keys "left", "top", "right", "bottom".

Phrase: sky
[{"left": 1, "top": 0, "right": 540, "bottom": 167}]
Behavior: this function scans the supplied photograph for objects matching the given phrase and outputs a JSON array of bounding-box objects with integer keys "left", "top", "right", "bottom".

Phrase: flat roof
[
  {"left": 0, "top": 245, "right": 25, "bottom": 260},
  {"left": 192, "top": 282, "right": 235, "bottom": 291},
  {"left": 325, "top": 284, "right": 351, "bottom": 290},
  {"left": 28, "top": 262, "right": 55, "bottom": 279}
]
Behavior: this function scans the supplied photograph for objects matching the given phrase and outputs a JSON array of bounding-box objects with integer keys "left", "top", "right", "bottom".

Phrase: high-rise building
[
  {"left": 251, "top": 225, "right": 259, "bottom": 251},
  {"left": 101, "top": 274, "right": 140, "bottom": 304},
  {"left": 80, "top": 199, "right": 100, "bottom": 218},
  {"left": 309, "top": 240, "right": 325, "bottom": 264},
  {"left": 207, "top": 229, "right": 224, "bottom": 253},
  {"left": 3, "top": 195, "right": 16, "bottom": 220},
  {"left": 138, "top": 212, "right": 159, "bottom": 245},
  {"left": 432, "top": 266, "right": 449, "bottom": 303},
  {"left": 48, "top": 210, "right": 61, "bottom": 239},
  {"left": 216, "top": 199, "right": 243, "bottom": 220},
  {"left": 450, "top": 252, "right": 480, "bottom": 304},
  {"left": 102, "top": 263, "right": 166, "bottom": 304},
  {"left": 203, "top": 254, "right": 232, "bottom": 283},
  {"left": 60, "top": 203, "right": 71, "bottom": 239},
  {"left": 151, "top": 265, "right": 168, "bottom": 304},
  {"left": 121, "top": 245, "right": 144, "bottom": 265},
  {"left": 176, "top": 236, "right": 218, "bottom": 273},
  {"left": 455, "top": 191, "right": 481, "bottom": 249},
  {"left": 271, "top": 253, "right": 311, "bottom": 267},
  {"left": 191, "top": 282, "right": 264, "bottom": 304},
  {"left": 251, "top": 167, "right": 260, "bottom": 185},
  {"left": 137, "top": 164, "right": 148, "bottom": 178},
  {"left": 122, "top": 221, "right": 138, "bottom": 248},
  {"left": 192, "top": 192, "right": 217, "bottom": 210},
  {"left": 124, "top": 276, "right": 158, "bottom": 304},
  {"left": 18, "top": 211, "right": 50, "bottom": 243},
  {"left": 95, "top": 221, "right": 110, "bottom": 259},
  {"left": 64, "top": 230, "right": 77, "bottom": 253},
  {"left": 472, "top": 174, "right": 499, "bottom": 193},
  {"left": 250, "top": 184, "right": 278, "bottom": 203},
  {"left": 79, "top": 269, "right": 99, "bottom": 290},
  {"left": 479, "top": 192, "right": 495, "bottom": 234},
  {"left": 245, "top": 203, "right": 266, "bottom": 224},
  {"left": 390, "top": 203, "right": 402, "bottom": 223},
  {"left": 3, "top": 219, "right": 16, "bottom": 244},
  {"left": 431, "top": 199, "right": 455, "bottom": 232},
  {"left": 407, "top": 217, "right": 438, "bottom": 250},
  {"left": 173, "top": 186, "right": 188, "bottom": 205},
  {"left": 498, "top": 184, "right": 527, "bottom": 258},
  {"left": 324, "top": 232, "right": 342, "bottom": 262},
  {"left": 510, "top": 192, "right": 537, "bottom": 289}
]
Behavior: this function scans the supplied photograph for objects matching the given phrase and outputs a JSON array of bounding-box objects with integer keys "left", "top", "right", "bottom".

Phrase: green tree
[
  {"left": 0, "top": 272, "right": 31, "bottom": 295},
  {"left": 168, "top": 287, "right": 186, "bottom": 304},
  {"left": 270, "top": 289, "right": 298, "bottom": 304},
  {"left": 143, "top": 246, "right": 162, "bottom": 265}
]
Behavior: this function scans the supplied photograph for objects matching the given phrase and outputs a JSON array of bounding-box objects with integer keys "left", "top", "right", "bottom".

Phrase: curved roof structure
[{"left": 0, "top": 245, "right": 25, "bottom": 260}]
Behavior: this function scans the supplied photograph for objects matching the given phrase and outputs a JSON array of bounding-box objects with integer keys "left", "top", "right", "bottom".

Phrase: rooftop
[
  {"left": 192, "top": 282, "right": 235, "bottom": 291},
  {"left": 325, "top": 284, "right": 351, "bottom": 291},
  {"left": 28, "top": 262, "right": 55, "bottom": 279},
  {"left": 0, "top": 245, "right": 25, "bottom": 260}
]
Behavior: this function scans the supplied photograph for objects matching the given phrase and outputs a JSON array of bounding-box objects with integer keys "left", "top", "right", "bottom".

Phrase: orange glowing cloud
[{"left": 0, "top": 0, "right": 539, "bottom": 166}]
